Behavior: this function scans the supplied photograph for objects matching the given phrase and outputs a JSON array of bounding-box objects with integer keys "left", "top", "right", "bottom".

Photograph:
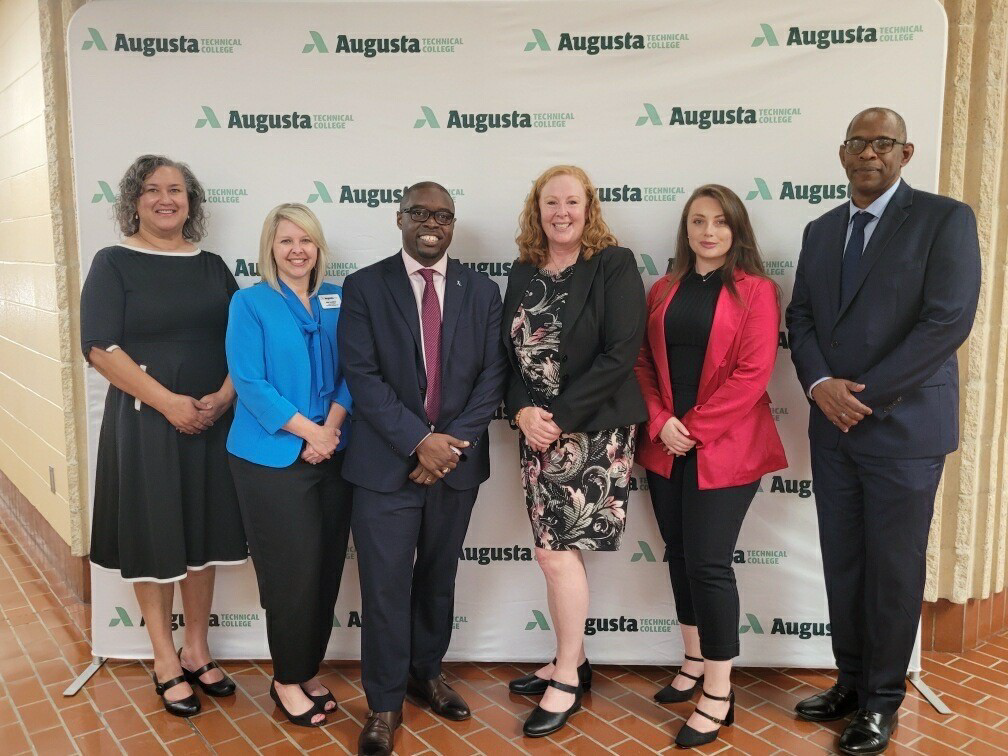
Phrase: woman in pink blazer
[{"left": 634, "top": 185, "right": 787, "bottom": 749}]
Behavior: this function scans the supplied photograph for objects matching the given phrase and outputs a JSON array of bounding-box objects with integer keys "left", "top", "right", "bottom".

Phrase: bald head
[
  {"left": 846, "top": 108, "right": 907, "bottom": 142},
  {"left": 400, "top": 181, "right": 453, "bottom": 212}
]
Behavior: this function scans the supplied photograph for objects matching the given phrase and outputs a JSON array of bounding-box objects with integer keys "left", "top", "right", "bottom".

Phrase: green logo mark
[
  {"left": 91, "top": 181, "right": 116, "bottom": 203},
  {"left": 637, "top": 254, "right": 659, "bottom": 276},
  {"left": 109, "top": 606, "right": 133, "bottom": 627},
  {"left": 525, "top": 28, "right": 550, "bottom": 51},
  {"left": 82, "top": 27, "right": 107, "bottom": 51},
  {"left": 751, "top": 23, "right": 779, "bottom": 47},
  {"left": 630, "top": 540, "right": 657, "bottom": 562},
  {"left": 332, "top": 613, "right": 341, "bottom": 628},
  {"left": 525, "top": 610, "right": 551, "bottom": 630},
  {"left": 635, "top": 103, "right": 662, "bottom": 126},
  {"left": 303, "top": 30, "right": 329, "bottom": 53},
  {"left": 414, "top": 106, "right": 440, "bottom": 129},
  {"left": 739, "top": 613, "right": 764, "bottom": 634},
  {"left": 746, "top": 177, "right": 773, "bottom": 200},
  {"left": 307, "top": 181, "right": 333, "bottom": 203},
  {"left": 195, "top": 106, "right": 221, "bottom": 129}
]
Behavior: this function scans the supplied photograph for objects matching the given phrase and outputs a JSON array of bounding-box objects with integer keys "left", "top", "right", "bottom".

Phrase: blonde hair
[
  {"left": 257, "top": 203, "right": 330, "bottom": 296},
  {"left": 516, "top": 165, "right": 618, "bottom": 267}
]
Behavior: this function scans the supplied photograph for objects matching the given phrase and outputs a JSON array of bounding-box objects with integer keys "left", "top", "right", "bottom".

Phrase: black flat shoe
[
  {"left": 839, "top": 709, "right": 897, "bottom": 755},
  {"left": 302, "top": 683, "right": 337, "bottom": 712},
  {"left": 152, "top": 672, "right": 200, "bottom": 718},
  {"left": 674, "top": 688, "right": 734, "bottom": 749},
  {"left": 654, "top": 654, "right": 704, "bottom": 704},
  {"left": 523, "top": 679, "right": 583, "bottom": 738},
  {"left": 269, "top": 679, "right": 325, "bottom": 727},
  {"left": 178, "top": 649, "right": 235, "bottom": 697},
  {"left": 509, "top": 658, "right": 592, "bottom": 695}
]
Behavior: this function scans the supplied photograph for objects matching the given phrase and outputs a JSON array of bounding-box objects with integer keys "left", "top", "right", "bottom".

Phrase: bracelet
[{"left": 514, "top": 407, "right": 528, "bottom": 426}]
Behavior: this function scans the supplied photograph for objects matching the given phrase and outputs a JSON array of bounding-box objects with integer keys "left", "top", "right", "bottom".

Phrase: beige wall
[{"left": 0, "top": 0, "right": 79, "bottom": 549}]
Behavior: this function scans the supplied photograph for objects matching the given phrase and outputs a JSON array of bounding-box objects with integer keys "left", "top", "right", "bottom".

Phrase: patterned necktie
[
  {"left": 418, "top": 268, "right": 442, "bottom": 425},
  {"left": 840, "top": 210, "right": 874, "bottom": 305}
]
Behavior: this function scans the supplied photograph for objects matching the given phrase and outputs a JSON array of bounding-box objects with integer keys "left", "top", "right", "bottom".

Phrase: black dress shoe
[
  {"left": 523, "top": 678, "right": 582, "bottom": 738},
  {"left": 674, "top": 688, "right": 734, "bottom": 749},
  {"left": 839, "top": 710, "right": 897, "bottom": 755},
  {"left": 407, "top": 673, "right": 471, "bottom": 720},
  {"left": 152, "top": 672, "right": 200, "bottom": 718},
  {"left": 509, "top": 658, "right": 592, "bottom": 695},
  {"left": 358, "top": 710, "right": 402, "bottom": 756},
  {"left": 178, "top": 649, "right": 236, "bottom": 697},
  {"left": 654, "top": 653, "right": 704, "bottom": 704},
  {"left": 795, "top": 683, "right": 859, "bottom": 722}
]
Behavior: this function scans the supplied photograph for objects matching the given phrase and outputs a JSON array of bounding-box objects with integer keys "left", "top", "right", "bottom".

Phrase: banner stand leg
[
  {"left": 908, "top": 671, "right": 952, "bottom": 715},
  {"left": 63, "top": 656, "right": 107, "bottom": 697}
]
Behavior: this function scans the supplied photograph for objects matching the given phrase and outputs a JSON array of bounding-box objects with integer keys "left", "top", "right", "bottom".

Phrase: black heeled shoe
[
  {"left": 654, "top": 654, "right": 704, "bottom": 704},
  {"left": 178, "top": 648, "right": 236, "bottom": 697},
  {"left": 674, "top": 689, "right": 734, "bottom": 749},
  {"left": 509, "top": 658, "right": 592, "bottom": 695},
  {"left": 302, "top": 683, "right": 338, "bottom": 712},
  {"left": 152, "top": 672, "right": 200, "bottom": 718},
  {"left": 269, "top": 679, "right": 325, "bottom": 727},
  {"left": 523, "top": 679, "right": 583, "bottom": 738}
]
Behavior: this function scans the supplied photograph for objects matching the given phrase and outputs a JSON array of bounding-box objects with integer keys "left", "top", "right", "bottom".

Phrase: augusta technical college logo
[
  {"left": 91, "top": 179, "right": 246, "bottom": 205},
  {"left": 631, "top": 541, "right": 788, "bottom": 566},
  {"left": 597, "top": 185, "right": 686, "bottom": 204},
  {"left": 524, "top": 609, "right": 676, "bottom": 635},
  {"left": 306, "top": 180, "right": 464, "bottom": 208},
  {"left": 746, "top": 177, "right": 850, "bottom": 204},
  {"left": 302, "top": 30, "right": 462, "bottom": 55},
  {"left": 233, "top": 258, "right": 358, "bottom": 278},
  {"left": 81, "top": 27, "right": 241, "bottom": 55},
  {"left": 759, "top": 475, "right": 813, "bottom": 499},
  {"left": 740, "top": 613, "right": 832, "bottom": 639},
  {"left": 523, "top": 28, "right": 688, "bottom": 53},
  {"left": 194, "top": 106, "right": 353, "bottom": 133},
  {"left": 109, "top": 607, "right": 259, "bottom": 629},
  {"left": 751, "top": 21, "right": 922, "bottom": 48},
  {"left": 635, "top": 104, "right": 802, "bottom": 128},
  {"left": 413, "top": 106, "right": 574, "bottom": 132},
  {"left": 459, "top": 545, "right": 534, "bottom": 565}
]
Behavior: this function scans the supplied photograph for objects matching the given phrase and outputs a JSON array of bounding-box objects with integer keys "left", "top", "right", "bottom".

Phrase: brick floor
[{"left": 1, "top": 519, "right": 1006, "bottom": 754}]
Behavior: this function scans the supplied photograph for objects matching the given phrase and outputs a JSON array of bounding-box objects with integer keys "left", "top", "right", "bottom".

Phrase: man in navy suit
[
  {"left": 787, "top": 108, "right": 981, "bottom": 755},
  {"left": 338, "top": 182, "right": 507, "bottom": 756}
]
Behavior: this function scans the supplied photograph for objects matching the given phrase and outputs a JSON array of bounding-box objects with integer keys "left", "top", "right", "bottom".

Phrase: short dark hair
[
  {"left": 115, "top": 155, "right": 207, "bottom": 241},
  {"left": 400, "top": 181, "right": 453, "bottom": 211},
  {"left": 846, "top": 107, "right": 907, "bottom": 141}
]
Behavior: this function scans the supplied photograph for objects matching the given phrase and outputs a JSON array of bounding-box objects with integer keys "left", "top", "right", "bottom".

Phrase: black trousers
[
  {"left": 646, "top": 453, "right": 758, "bottom": 661},
  {"left": 229, "top": 451, "right": 352, "bottom": 684},
  {"left": 812, "top": 438, "right": 944, "bottom": 715},
  {"left": 352, "top": 480, "right": 478, "bottom": 712}
]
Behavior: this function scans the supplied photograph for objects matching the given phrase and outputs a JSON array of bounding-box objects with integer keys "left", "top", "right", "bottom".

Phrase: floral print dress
[{"left": 511, "top": 266, "right": 636, "bottom": 551}]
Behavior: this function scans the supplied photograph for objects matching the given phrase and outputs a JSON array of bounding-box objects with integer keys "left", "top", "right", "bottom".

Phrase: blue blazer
[
  {"left": 337, "top": 253, "right": 507, "bottom": 493},
  {"left": 226, "top": 281, "right": 352, "bottom": 467},
  {"left": 786, "top": 181, "right": 981, "bottom": 457}
]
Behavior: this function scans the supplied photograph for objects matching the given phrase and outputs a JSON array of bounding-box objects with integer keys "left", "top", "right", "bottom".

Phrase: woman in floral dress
[{"left": 501, "top": 165, "right": 647, "bottom": 738}]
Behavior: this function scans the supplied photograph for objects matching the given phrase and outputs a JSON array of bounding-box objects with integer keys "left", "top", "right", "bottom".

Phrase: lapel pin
[{"left": 456, "top": 279, "right": 462, "bottom": 286}]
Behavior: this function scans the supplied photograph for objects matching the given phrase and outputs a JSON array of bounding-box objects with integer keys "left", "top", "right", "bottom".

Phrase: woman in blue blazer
[{"left": 226, "top": 203, "right": 352, "bottom": 728}]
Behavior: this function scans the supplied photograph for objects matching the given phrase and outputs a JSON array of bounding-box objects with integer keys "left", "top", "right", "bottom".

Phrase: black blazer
[
  {"left": 338, "top": 253, "right": 508, "bottom": 492},
  {"left": 786, "top": 180, "right": 981, "bottom": 457},
  {"left": 502, "top": 245, "right": 647, "bottom": 432}
]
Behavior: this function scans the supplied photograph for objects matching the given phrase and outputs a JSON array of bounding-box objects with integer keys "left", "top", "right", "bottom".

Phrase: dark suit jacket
[
  {"left": 338, "top": 253, "right": 507, "bottom": 492},
  {"left": 786, "top": 180, "right": 981, "bottom": 457},
  {"left": 502, "top": 245, "right": 647, "bottom": 432}
]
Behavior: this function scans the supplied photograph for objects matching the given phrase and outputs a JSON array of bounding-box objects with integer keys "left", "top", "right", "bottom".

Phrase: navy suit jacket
[
  {"left": 786, "top": 180, "right": 981, "bottom": 457},
  {"left": 337, "top": 253, "right": 507, "bottom": 492}
]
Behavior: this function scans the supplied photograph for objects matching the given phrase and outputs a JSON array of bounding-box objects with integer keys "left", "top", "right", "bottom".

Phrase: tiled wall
[{"left": 0, "top": 0, "right": 72, "bottom": 547}]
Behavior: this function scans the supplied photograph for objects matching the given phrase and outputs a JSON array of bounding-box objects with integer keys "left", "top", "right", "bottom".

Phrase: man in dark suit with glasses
[{"left": 787, "top": 108, "right": 981, "bottom": 755}]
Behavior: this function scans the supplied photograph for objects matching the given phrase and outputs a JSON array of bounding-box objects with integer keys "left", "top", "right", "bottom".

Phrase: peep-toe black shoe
[
  {"left": 152, "top": 672, "right": 201, "bottom": 718},
  {"left": 509, "top": 658, "right": 592, "bottom": 695},
  {"left": 269, "top": 679, "right": 325, "bottom": 727},
  {"left": 522, "top": 679, "right": 583, "bottom": 738},
  {"left": 302, "top": 683, "right": 338, "bottom": 712},
  {"left": 654, "top": 653, "right": 704, "bottom": 704},
  {"left": 179, "top": 649, "right": 236, "bottom": 697},
  {"left": 674, "top": 689, "right": 734, "bottom": 749}
]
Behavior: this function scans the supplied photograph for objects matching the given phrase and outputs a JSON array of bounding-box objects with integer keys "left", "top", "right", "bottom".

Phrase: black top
[{"left": 665, "top": 269, "right": 723, "bottom": 414}]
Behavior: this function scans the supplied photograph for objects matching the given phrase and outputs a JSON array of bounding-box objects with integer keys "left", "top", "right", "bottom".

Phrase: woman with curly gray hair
[{"left": 80, "top": 155, "right": 247, "bottom": 717}]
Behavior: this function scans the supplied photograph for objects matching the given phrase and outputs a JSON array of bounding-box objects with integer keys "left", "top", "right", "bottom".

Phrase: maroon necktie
[{"left": 418, "top": 268, "right": 442, "bottom": 425}]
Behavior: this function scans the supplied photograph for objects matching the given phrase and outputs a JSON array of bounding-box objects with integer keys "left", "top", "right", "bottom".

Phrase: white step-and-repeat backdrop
[{"left": 68, "top": 0, "right": 946, "bottom": 667}]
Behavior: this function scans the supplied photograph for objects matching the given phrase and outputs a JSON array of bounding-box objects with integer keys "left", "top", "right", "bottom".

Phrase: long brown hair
[
  {"left": 516, "top": 165, "right": 617, "bottom": 267},
  {"left": 655, "top": 184, "right": 777, "bottom": 310}
]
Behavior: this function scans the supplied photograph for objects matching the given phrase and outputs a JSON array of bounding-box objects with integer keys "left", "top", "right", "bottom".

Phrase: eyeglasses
[
  {"left": 843, "top": 137, "right": 906, "bottom": 155},
  {"left": 401, "top": 207, "right": 455, "bottom": 225}
]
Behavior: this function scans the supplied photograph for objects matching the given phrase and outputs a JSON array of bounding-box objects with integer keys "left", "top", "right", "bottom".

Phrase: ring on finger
[{"left": 441, "top": 467, "right": 449, "bottom": 474}]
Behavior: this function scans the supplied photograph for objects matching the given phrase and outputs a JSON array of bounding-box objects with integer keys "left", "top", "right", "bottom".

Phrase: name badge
[{"left": 318, "top": 293, "right": 341, "bottom": 309}]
